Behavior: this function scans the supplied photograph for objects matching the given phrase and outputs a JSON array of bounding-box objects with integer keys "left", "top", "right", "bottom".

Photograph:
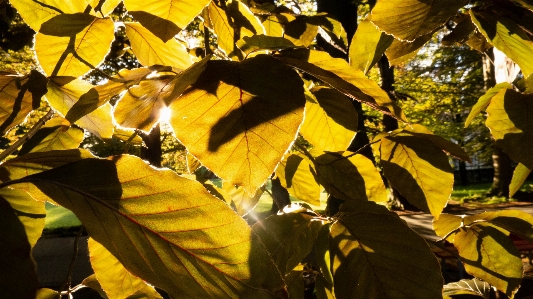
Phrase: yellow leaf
[
  {"left": 300, "top": 87, "right": 357, "bottom": 152},
  {"left": 263, "top": 15, "right": 284, "bottom": 37},
  {"left": 35, "top": 17, "right": 115, "bottom": 77},
  {"left": 9, "top": 0, "right": 93, "bottom": 31},
  {"left": 124, "top": 0, "right": 210, "bottom": 42},
  {"left": 349, "top": 19, "right": 394, "bottom": 74},
  {"left": 18, "top": 117, "right": 84, "bottom": 154},
  {"left": 46, "top": 78, "right": 114, "bottom": 138},
  {"left": 276, "top": 152, "right": 321, "bottom": 206},
  {"left": 169, "top": 55, "right": 305, "bottom": 194},
  {"left": 222, "top": 182, "right": 263, "bottom": 216},
  {"left": 88, "top": 237, "right": 162, "bottom": 299},
  {"left": 0, "top": 74, "right": 34, "bottom": 133},
  {"left": 125, "top": 22, "right": 193, "bottom": 69},
  {"left": 90, "top": 0, "right": 123, "bottom": 17}
]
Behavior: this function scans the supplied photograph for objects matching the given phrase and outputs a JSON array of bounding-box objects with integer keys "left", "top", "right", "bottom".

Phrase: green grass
[{"left": 44, "top": 202, "right": 81, "bottom": 232}]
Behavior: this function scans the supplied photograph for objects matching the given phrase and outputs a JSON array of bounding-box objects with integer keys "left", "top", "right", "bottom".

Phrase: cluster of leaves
[{"left": 1, "top": 0, "right": 533, "bottom": 298}]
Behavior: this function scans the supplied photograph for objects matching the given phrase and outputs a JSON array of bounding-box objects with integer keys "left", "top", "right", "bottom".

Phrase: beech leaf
[
  {"left": 510, "top": 163, "right": 531, "bottom": 198},
  {"left": 349, "top": 19, "right": 393, "bottom": 74},
  {"left": 276, "top": 152, "right": 321, "bottom": 206}
]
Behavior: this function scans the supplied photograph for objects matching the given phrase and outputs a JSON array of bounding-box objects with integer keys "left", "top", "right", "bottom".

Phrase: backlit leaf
[
  {"left": 18, "top": 155, "right": 288, "bottom": 298},
  {"left": 276, "top": 152, "right": 321, "bottom": 206},
  {"left": 300, "top": 87, "right": 357, "bottom": 152},
  {"left": 47, "top": 78, "right": 114, "bottom": 139},
  {"left": 443, "top": 278, "right": 491, "bottom": 298},
  {"left": 236, "top": 35, "right": 296, "bottom": 55},
  {"left": 371, "top": 0, "right": 468, "bottom": 41},
  {"left": 35, "top": 288, "right": 60, "bottom": 299},
  {"left": 124, "top": 0, "right": 210, "bottom": 42},
  {"left": 125, "top": 22, "right": 193, "bottom": 69},
  {"left": 275, "top": 49, "right": 404, "bottom": 120},
  {"left": 0, "top": 195, "right": 38, "bottom": 299},
  {"left": 312, "top": 15, "right": 349, "bottom": 52},
  {"left": 330, "top": 212, "right": 443, "bottom": 299},
  {"left": 282, "top": 15, "right": 319, "bottom": 47},
  {"left": 510, "top": 163, "right": 531, "bottom": 197},
  {"left": 380, "top": 133, "right": 454, "bottom": 217},
  {"left": 385, "top": 31, "right": 435, "bottom": 66},
  {"left": 169, "top": 55, "right": 305, "bottom": 194},
  {"left": 252, "top": 213, "right": 323, "bottom": 275},
  {"left": 465, "top": 82, "right": 512, "bottom": 128},
  {"left": 454, "top": 223, "right": 522, "bottom": 296},
  {"left": 432, "top": 213, "right": 462, "bottom": 243},
  {"left": 349, "top": 19, "right": 393, "bottom": 74},
  {"left": 207, "top": 1, "right": 265, "bottom": 59},
  {"left": 9, "top": 0, "right": 93, "bottom": 32},
  {"left": 94, "top": 67, "right": 154, "bottom": 105},
  {"left": 18, "top": 117, "right": 84, "bottom": 155},
  {"left": 114, "top": 56, "right": 209, "bottom": 132},
  {"left": 90, "top": 0, "right": 122, "bottom": 17},
  {"left": 315, "top": 224, "right": 334, "bottom": 299},
  {"left": 89, "top": 237, "right": 162, "bottom": 299},
  {"left": 263, "top": 15, "right": 284, "bottom": 37},
  {"left": 0, "top": 187, "right": 45, "bottom": 247},
  {"left": 404, "top": 124, "right": 470, "bottom": 161},
  {"left": 315, "top": 152, "right": 387, "bottom": 203},
  {"left": 471, "top": 9, "right": 533, "bottom": 78},
  {"left": 35, "top": 17, "right": 115, "bottom": 77},
  {"left": 221, "top": 182, "right": 263, "bottom": 216},
  {"left": 465, "top": 210, "right": 533, "bottom": 244},
  {"left": 512, "top": 0, "right": 533, "bottom": 11},
  {"left": 485, "top": 89, "right": 533, "bottom": 169},
  {"left": 441, "top": 14, "right": 476, "bottom": 46},
  {"left": 466, "top": 30, "right": 493, "bottom": 53},
  {"left": 39, "top": 13, "right": 97, "bottom": 36}
]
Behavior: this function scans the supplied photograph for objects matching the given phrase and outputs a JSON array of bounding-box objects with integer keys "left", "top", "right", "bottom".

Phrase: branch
[
  {"left": 59, "top": 226, "right": 85, "bottom": 296},
  {"left": 0, "top": 109, "right": 54, "bottom": 162}
]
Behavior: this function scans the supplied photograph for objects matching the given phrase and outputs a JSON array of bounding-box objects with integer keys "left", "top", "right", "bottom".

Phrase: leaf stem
[
  {"left": 59, "top": 226, "right": 85, "bottom": 297},
  {"left": 0, "top": 109, "right": 54, "bottom": 162}
]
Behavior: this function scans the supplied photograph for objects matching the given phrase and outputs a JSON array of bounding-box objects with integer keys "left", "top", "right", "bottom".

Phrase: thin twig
[
  {"left": 0, "top": 109, "right": 54, "bottom": 162},
  {"left": 59, "top": 226, "right": 85, "bottom": 297}
]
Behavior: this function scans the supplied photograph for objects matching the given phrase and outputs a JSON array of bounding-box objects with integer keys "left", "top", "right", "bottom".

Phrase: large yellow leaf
[
  {"left": 454, "top": 223, "right": 522, "bottom": 296},
  {"left": 276, "top": 152, "right": 322, "bottom": 206},
  {"left": 114, "top": 57, "right": 209, "bottom": 132},
  {"left": 88, "top": 238, "right": 162, "bottom": 299},
  {"left": 125, "top": 22, "right": 193, "bottom": 69},
  {"left": 35, "top": 16, "right": 114, "bottom": 77},
  {"left": 207, "top": 1, "right": 265, "bottom": 59},
  {"left": 0, "top": 195, "right": 38, "bottom": 299},
  {"left": 18, "top": 117, "right": 84, "bottom": 155},
  {"left": 169, "top": 55, "right": 305, "bottom": 194},
  {"left": 471, "top": 10, "right": 533, "bottom": 78},
  {"left": 380, "top": 134, "right": 454, "bottom": 217},
  {"left": 94, "top": 67, "right": 154, "bottom": 105},
  {"left": 465, "top": 82, "right": 512, "bottom": 128},
  {"left": 124, "top": 0, "right": 210, "bottom": 42},
  {"left": 314, "top": 152, "right": 387, "bottom": 203},
  {"left": 9, "top": 0, "right": 92, "bottom": 31},
  {"left": 371, "top": 0, "right": 468, "bottom": 41},
  {"left": 330, "top": 211, "right": 443, "bottom": 299},
  {"left": 300, "top": 87, "right": 357, "bottom": 152},
  {"left": 46, "top": 78, "right": 114, "bottom": 139},
  {"left": 349, "top": 18, "right": 393, "bottom": 74},
  {"left": 486, "top": 88, "right": 533, "bottom": 169},
  {"left": 17, "top": 155, "right": 288, "bottom": 298}
]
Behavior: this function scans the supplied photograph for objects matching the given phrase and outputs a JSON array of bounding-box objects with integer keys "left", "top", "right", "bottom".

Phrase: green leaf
[
  {"left": 486, "top": 88, "right": 533, "bottom": 169},
  {"left": 169, "top": 55, "right": 305, "bottom": 194},
  {"left": 125, "top": 22, "right": 193, "bottom": 69},
  {"left": 276, "top": 152, "right": 321, "bottom": 206},
  {"left": 274, "top": 49, "right": 404, "bottom": 120},
  {"left": 236, "top": 35, "right": 296, "bottom": 55},
  {"left": 470, "top": 9, "right": 533, "bottom": 78},
  {"left": 0, "top": 195, "right": 38, "bottom": 299},
  {"left": 380, "top": 133, "right": 454, "bottom": 217},
  {"left": 403, "top": 124, "right": 471, "bottom": 161},
  {"left": 454, "top": 223, "right": 522, "bottom": 296},
  {"left": 18, "top": 117, "right": 84, "bottom": 155},
  {"left": 207, "top": 1, "right": 265, "bottom": 59},
  {"left": 18, "top": 155, "right": 288, "bottom": 298},
  {"left": 371, "top": 0, "right": 468, "bottom": 41},
  {"left": 443, "top": 278, "right": 491, "bottom": 298},
  {"left": 123, "top": 0, "right": 210, "bottom": 42},
  {"left": 315, "top": 152, "right": 387, "bottom": 203},
  {"left": 510, "top": 163, "right": 531, "bottom": 197},
  {"left": 0, "top": 188, "right": 45, "bottom": 247},
  {"left": 252, "top": 213, "right": 323, "bottom": 275},
  {"left": 88, "top": 237, "right": 162, "bottom": 299},
  {"left": 39, "top": 13, "right": 97, "bottom": 36},
  {"left": 9, "top": 0, "right": 93, "bottom": 32},
  {"left": 330, "top": 212, "right": 443, "bottom": 299},
  {"left": 300, "top": 87, "right": 358, "bottom": 152},
  {"left": 385, "top": 31, "right": 435, "bottom": 66},
  {"left": 114, "top": 56, "right": 209, "bottom": 132},
  {"left": 35, "top": 16, "right": 115, "bottom": 77},
  {"left": 465, "top": 83, "right": 512, "bottom": 128},
  {"left": 47, "top": 77, "right": 114, "bottom": 139},
  {"left": 35, "top": 288, "right": 60, "bottom": 299},
  {"left": 349, "top": 19, "right": 394, "bottom": 74}
]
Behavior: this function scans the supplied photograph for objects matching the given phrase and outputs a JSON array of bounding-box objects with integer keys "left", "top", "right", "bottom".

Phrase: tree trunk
[{"left": 482, "top": 48, "right": 513, "bottom": 197}]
